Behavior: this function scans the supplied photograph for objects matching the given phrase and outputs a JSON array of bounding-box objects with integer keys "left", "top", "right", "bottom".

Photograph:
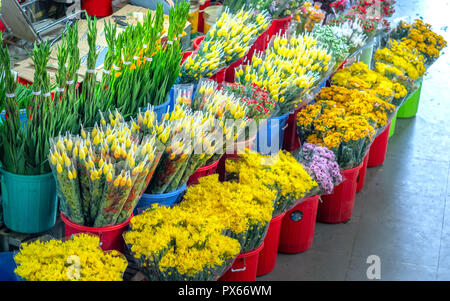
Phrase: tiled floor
[{"left": 259, "top": 0, "right": 450, "bottom": 281}]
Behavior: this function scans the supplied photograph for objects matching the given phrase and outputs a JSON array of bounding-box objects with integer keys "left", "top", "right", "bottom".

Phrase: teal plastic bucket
[
  {"left": 397, "top": 78, "right": 423, "bottom": 119},
  {"left": 389, "top": 111, "right": 397, "bottom": 138},
  {"left": 0, "top": 169, "right": 58, "bottom": 234}
]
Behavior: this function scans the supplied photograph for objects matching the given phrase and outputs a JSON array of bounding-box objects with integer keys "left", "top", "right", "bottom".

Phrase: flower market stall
[{"left": 0, "top": 0, "right": 447, "bottom": 282}]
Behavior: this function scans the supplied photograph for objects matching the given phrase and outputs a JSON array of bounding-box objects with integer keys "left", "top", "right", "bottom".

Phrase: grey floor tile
[
  {"left": 352, "top": 218, "right": 441, "bottom": 267},
  {"left": 346, "top": 256, "right": 437, "bottom": 281},
  {"left": 437, "top": 267, "right": 450, "bottom": 281},
  {"left": 313, "top": 219, "right": 360, "bottom": 255},
  {"left": 257, "top": 250, "right": 351, "bottom": 281},
  {"left": 360, "top": 183, "right": 445, "bottom": 229}
]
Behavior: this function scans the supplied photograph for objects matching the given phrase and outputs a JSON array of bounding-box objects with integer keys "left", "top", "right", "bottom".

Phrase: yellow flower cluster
[
  {"left": 316, "top": 86, "right": 396, "bottom": 128},
  {"left": 124, "top": 204, "right": 241, "bottom": 278},
  {"left": 374, "top": 40, "right": 426, "bottom": 81},
  {"left": 225, "top": 150, "right": 318, "bottom": 214},
  {"left": 179, "top": 8, "right": 271, "bottom": 83},
  {"left": 235, "top": 33, "right": 333, "bottom": 109},
  {"left": 400, "top": 19, "right": 447, "bottom": 63},
  {"left": 14, "top": 234, "right": 127, "bottom": 281},
  {"left": 332, "top": 62, "right": 407, "bottom": 100}
]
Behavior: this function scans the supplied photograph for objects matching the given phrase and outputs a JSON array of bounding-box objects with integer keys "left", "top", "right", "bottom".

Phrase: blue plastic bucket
[
  {"left": 141, "top": 88, "right": 174, "bottom": 122},
  {"left": 0, "top": 169, "right": 58, "bottom": 234},
  {"left": 256, "top": 113, "right": 289, "bottom": 155},
  {"left": 0, "top": 252, "right": 20, "bottom": 281},
  {"left": 133, "top": 184, "right": 187, "bottom": 215},
  {"left": 0, "top": 109, "right": 28, "bottom": 131}
]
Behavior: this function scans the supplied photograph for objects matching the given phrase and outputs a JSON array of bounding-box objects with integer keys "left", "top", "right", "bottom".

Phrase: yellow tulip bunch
[
  {"left": 15, "top": 234, "right": 127, "bottom": 281},
  {"left": 235, "top": 33, "right": 334, "bottom": 113},
  {"left": 178, "top": 8, "right": 271, "bottom": 84},
  {"left": 124, "top": 204, "right": 241, "bottom": 280},
  {"left": 49, "top": 110, "right": 163, "bottom": 227}
]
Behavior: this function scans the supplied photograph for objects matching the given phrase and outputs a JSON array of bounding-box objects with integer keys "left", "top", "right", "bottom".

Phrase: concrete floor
[{"left": 259, "top": 0, "right": 450, "bottom": 281}]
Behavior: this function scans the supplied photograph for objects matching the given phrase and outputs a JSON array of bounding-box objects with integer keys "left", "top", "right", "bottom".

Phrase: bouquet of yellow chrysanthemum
[
  {"left": 124, "top": 204, "right": 241, "bottom": 281},
  {"left": 297, "top": 103, "right": 376, "bottom": 169},
  {"left": 178, "top": 7, "right": 271, "bottom": 84},
  {"left": 225, "top": 149, "right": 318, "bottom": 216},
  {"left": 49, "top": 110, "right": 164, "bottom": 227},
  {"left": 15, "top": 233, "right": 128, "bottom": 281}
]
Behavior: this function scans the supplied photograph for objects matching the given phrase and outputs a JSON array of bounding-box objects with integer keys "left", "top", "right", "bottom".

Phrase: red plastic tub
[
  {"left": 356, "top": 153, "right": 370, "bottom": 193},
  {"left": 278, "top": 195, "right": 320, "bottom": 253},
  {"left": 82, "top": 0, "right": 113, "bottom": 17},
  {"left": 225, "top": 57, "right": 244, "bottom": 83},
  {"left": 257, "top": 213, "right": 285, "bottom": 276},
  {"left": 211, "top": 68, "right": 226, "bottom": 84},
  {"left": 60, "top": 213, "right": 132, "bottom": 252},
  {"left": 368, "top": 123, "right": 391, "bottom": 167},
  {"left": 282, "top": 107, "right": 302, "bottom": 152},
  {"left": 0, "top": 20, "right": 6, "bottom": 33},
  {"left": 198, "top": 0, "right": 211, "bottom": 33},
  {"left": 245, "top": 28, "right": 269, "bottom": 63},
  {"left": 219, "top": 243, "right": 264, "bottom": 281},
  {"left": 187, "top": 159, "right": 220, "bottom": 186},
  {"left": 193, "top": 36, "right": 205, "bottom": 50},
  {"left": 268, "top": 16, "right": 292, "bottom": 40},
  {"left": 181, "top": 51, "right": 193, "bottom": 65},
  {"left": 317, "top": 162, "right": 363, "bottom": 223}
]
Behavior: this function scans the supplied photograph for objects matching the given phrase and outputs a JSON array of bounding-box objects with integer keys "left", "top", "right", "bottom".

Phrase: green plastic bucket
[
  {"left": 397, "top": 78, "right": 423, "bottom": 119},
  {"left": 389, "top": 111, "right": 398, "bottom": 138},
  {"left": 0, "top": 169, "right": 58, "bottom": 234}
]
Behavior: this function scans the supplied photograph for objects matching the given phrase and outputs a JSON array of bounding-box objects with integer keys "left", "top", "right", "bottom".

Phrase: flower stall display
[
  {"left": 14, "top": 234, "right": 128, "bottom": 281},
  {"left": 49, "top": 110, "right": 163, "bottom": 227},
  {"left": 297, "top": 103, "right": 376, "bottom": 169},
  {"left": 329, "top": 19, "right": 368, "bottom": 54},
  {"left": 124, "top": 203, "right": 241, "bottom": 281},
  {"left": 297, "top": 142, "right": 343, "bottom": 195},
  {"left": 226, "top": 150, "right": 318, "bottom": 216},
  {"left": 235, "top": 33, "right": 335, "bottom": 114},
  {"left": 178, "top": 8, "right": 271, "bottom": 84},
  {"left": 294, "top": 1, "right": 326, "bottom": 33},
  {"left": 311, "top": 24, "right": 351, "bottom": 63}
]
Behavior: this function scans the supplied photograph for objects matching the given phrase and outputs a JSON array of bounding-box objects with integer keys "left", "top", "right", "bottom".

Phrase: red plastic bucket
[
  {"left": 256, "top": 213, "right": 285, "bottom": 276},
  {"left": 356, "top": 153, "right": 370, "bottom": 193},
  {"left": 193, "top": 36, "right": 205, "bottom": 50},
  {"left": 219, "top": 243, "right": 264, "bottom": 281},
  {"left": 245, "top": 28, "right": 269, "bottom": 63},
  {"left": 181, "top": 51, "right": 193, "bottom": 65},
  {"left": 268, "top": 16, "right": 292, "bottom": 41},
  {"left": 317, "top": 162, "right": 363, "bottom": 223},
  {"left": 60, "top": 213, "right": 132, "bottom": 252},
  {"left": 368, "top": 123, "right": 391, "bottom": 167},
  {"left": 282, "top": 107, "right": 302, "bottom": 151},
  {"left": 211, "top": 68, "right": 226, "bottom": 84},
  {"left": 225, "top": 57, "right": 244, "bottom": 83},
  {"left": 0, "top": 20, "right": 6, "bottom": 33},
  {"left": 82, "top": 0, "right": 112, "bottom": 17},
  {"left": 198, "top": 0, "right": 211, "bottom": 33},
  {"left": 278, "top": 195, "right": 320, "bottom": 253},
  {"left": 187, "top": 159, "right": 220, "bottom": 186}
]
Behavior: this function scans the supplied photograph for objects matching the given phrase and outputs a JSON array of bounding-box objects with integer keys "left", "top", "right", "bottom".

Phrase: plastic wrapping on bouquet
[
  {"left": 256, "top": 213, "right": 286, "bottom": 276},
  {"left": 61, "top": 212, "right": 132, "bottom": 252},
  {"left": 225, "top": 57, "right": 244, "bottom": 84},
  {"left": 278, "top": 195, "right": 320, "bottom": 254},
  {"left": 317, "top": 162, "right": 363, "bottom": 224},
  {"left": 245, "top": 27, "right": 269, "bottom": 63},
  {"left": 367, "top": 122, "right": 391, "bottom": 168},
  {"left": 219, "top": 243, "right": 264, "bottom": 281}
]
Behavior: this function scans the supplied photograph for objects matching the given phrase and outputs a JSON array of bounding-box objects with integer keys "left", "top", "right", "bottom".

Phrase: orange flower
[
  {"left": 115, "top": 72, "right": 121, "bottom": 78},
  {"left": 137, "top": 59, "right": 142, "bottom": 67},
  {"left": 130, "top": 64, "right": 136, "bottom": 70}
]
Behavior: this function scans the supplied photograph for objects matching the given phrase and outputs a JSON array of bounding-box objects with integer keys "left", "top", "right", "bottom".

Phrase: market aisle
[{"left": 259, "top": 0, "right": 450, "bottom": 281}]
